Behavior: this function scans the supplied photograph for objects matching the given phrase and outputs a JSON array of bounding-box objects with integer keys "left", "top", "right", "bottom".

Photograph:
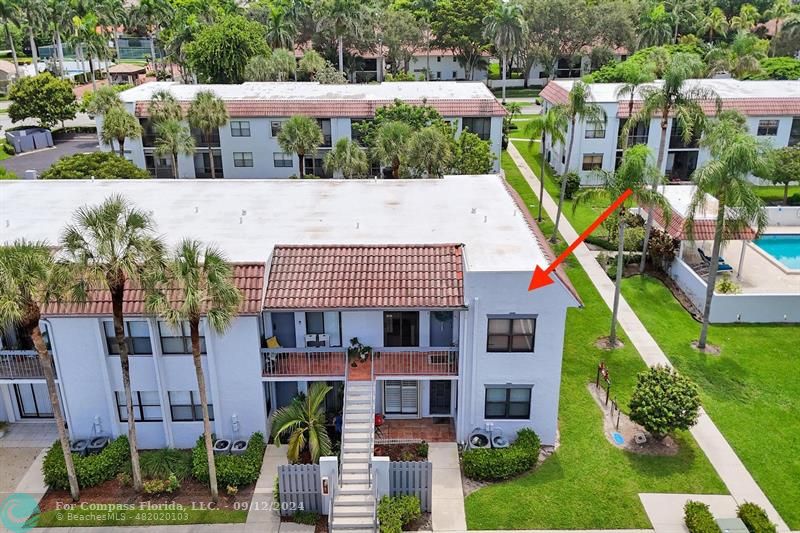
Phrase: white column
[
  {"left": 204, "top": 318, "right": 224, "bottom": 437},
  {"left": 737, "top": 241, "right": 748, "bottom": 280},
  {"left": 148, "top": 317, "right": 173, "bottom": 448},
  {"left": 93, "top": 318, "right": 121, "bottom": 439},
  {"left": 371, "top": 455, "right": 390, "bottom": 500},
  {"left": 319, "top": 456, "right": 339, "bottom": 514}
]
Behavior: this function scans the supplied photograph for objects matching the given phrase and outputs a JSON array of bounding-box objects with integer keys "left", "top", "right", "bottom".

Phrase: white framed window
[
  {"left": 757, "top": 119, "right": 779, "bottom": 136},
  {"left": 273, "top": 152, "right": 293, "bottom": 168},
  {"left": 233, "top": 152, "right": 254, "bottom": 167},
  {"left": 103, "top": 320, "right": 152, "bottom": 355},
  {"left": 168, "top": 391, "right": 213, "bottom": 422},
  {"left": 116, "top": 391, "right": 162, "bottom": 422},
  {"left": 487, "top": 317, "right": 536, "bottom": 352},
  {"left": 230, "top": 120, "right": 251, "bottom": 137},
  {"left": 158, "top": 321, "right": 205, "bottom": 355},
  {"left": 485, "top": 386, "right": 531, "bottom": 420},
  {"left": 582, "top": 153, "right": 603, "bottom": 171},
  {"left": 585, "top": 120, "right": 606, "bottom": 139}
]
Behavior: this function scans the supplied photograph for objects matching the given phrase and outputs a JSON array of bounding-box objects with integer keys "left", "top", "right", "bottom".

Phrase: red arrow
[{"left": 529, "top": 188, "right": 633, "bottom": 291}]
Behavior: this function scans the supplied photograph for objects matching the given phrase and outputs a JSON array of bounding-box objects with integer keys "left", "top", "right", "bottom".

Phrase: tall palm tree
[
  {"left": 318, "top": 0, "right": 366, "bottom": 73},
  {"left": 134, "top": 0, "right": 173, "bottom": 75},
  {"left": 154, "top": 119, "right": 195, "bottom": 179},
  {"left": 71, "top": 14, "right": 107, "bottom": 92},
  {"left": 764, "top": 0, "right": 793, "bottom": 30},
  {"left": 483, "top": 1, "right": 524, "bottom": 104},
  {"left": 700, "top": 7, "right": 729, "bottom": 41},
  {"left": 145, "top": 240, "right": 241, "bottom": 502},
  {"left": 95, "top": 0, "right": 125, "bottom": 60},
  {"left": 639, "top": 3, "right": 674, "bottom": 48},
  {"left": 148, "top": 90, "right": 183, "bottom": 123},
  {"left": 277, "top": 115, "right": 324, "bottom": 178},
  {"left": 46, "top": 0, "right": 71, "bottom": 77},
  {"left": 187, "top": 91, "right": 228, "bottom": 179},
  {"left": 372, "top": 121, "right": 413, "bottom": 179},
  {"left": 101, "top": 106, "right": 143, "bottom": 158},
  {"left": 271, "top": 382, "right": 333, "bottom": 464},
  {"left": 0, "top": 241, "right": 80, "bottom": 500},
  {"left": 616, "top": 64, "right": 656, "bottom": 149},
  {"left": 61, "top": 196, "right": 165, "bottom": 492},
  {"left": 87, "top": 85, "right": 122, "bottom": 116},
  {"left": 624, "top": 52, "right": 719, "bottom": 272},
  {"left": 266, "top": 7, "right": 297, "bottom": 49},
  {"left": 23, "top": 0, "right": 48, "bottom": 75},
  {"left": 685, "top": 114, "right": 769, "bottom": 349},
  {"left": 730, "top": 3, "right": 760, "bottom": 32},
  {"left": 525, "top": 106, "right": 567, "bottom": 222},
  {"left": 667, "top": 0, "right": 697, "bottom": 43},
  {"left": 406, "top": 126, "right": 454, "bottom": 178},
  {"left": 324, "top": 138, "right": 368, "bottom": 178},
  {"left": 0, "top": 0, "right": 21, "bottom": 79},
  {"left": 573, "top": 145, "right": 671, "bottom": 347},
  {"left": 552, "top": 81, "right": 605, "bottom": 243}
]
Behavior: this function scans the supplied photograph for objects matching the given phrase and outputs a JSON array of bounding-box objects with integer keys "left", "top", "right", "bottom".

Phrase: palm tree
[
  {"left": 639, "top": 3, "right": 674, "bottom": 48},
  {"left": 271, "top": 382, "right": 333, "bottom": 464},
  {"left": 685, "top": 113, "right": 769, "bottom": 350},
  {"left": 244, "top": 55, "right": 273, "bottom": 82},
  {"left": 101, "top": 106, "right": 142, "bottom": 158},
  {"left": 96, "top": 0, "right": 126, "bottom": 60},
  {"left": 406, "top": 126, "right": 454, "bottom": 178},
  {"left": 730, "top": 3, "right": 760, "bottom": 32},
  {"left": 298, "top": 49, "right": 326, "bottom": 80},
  {"left": 705, "top": 32, "right": 766, "bottom": 79},
  {"left": 154, "top": 119, "right": 195, "bottom": 179},
  {"left": 667, "top": 0, "right": 697, "bottom": 42},
  {"left": 23, "top": 0, "right": 48, "bottom": 75},
  {"left": 764, "top": 0, "right": 793, "bottom": 50},
  {"left": 616, "top": 63, "right": 656, "bottom": 149},
  {"left": 87, "top": 85, "right": 122, "bottom": 116},
  {"left": 148, "top": 90, "right": 183, "bottom": 123},
  {"left": 187, "top": 91, "right": 228, "bottom": 179},
  {"left": 572, "top": 145, "right": 671, "bottom": 347},
  {"left": 700, "top": 7, "right": 729, "bottom": 41},
  {"left": 61, "top": 196, "right": 165, "bottom": 492},
  {"left": 277, "top": 115, "right": 324, "bottom": 178},
  {"left": 46, "top": 0, "right": 71, "bottom": 77},
  {"left": 266, "top": 48, "right": 297, "bottom": 81},
  {"left": 624, "top": 52, "right": 719, "bottom": 273},
  {"left": 552, "top": 81, "right": 605, "bottom": 243},
  {"left": 0, "top": 0, "right": 21, "bottom": 79},
  {"left": 324, "top": 138, "right": 368, "bottom": 178},
  {"left": 483, "top": 1, "right": 524, "bottom": 104},
  {"left": 266, "top": 7, "right": 296, "bottom": 49},
  {"left": 145, "top": 240, "right": 241, "bottom": 502},
  {"left": 372, "top": 121, "right": 413, "bottom": 179},
  {"left": 134, "top": 0, "right": 173, "bottom": 75},
  {"left": 0, "top": 241, "right": 80, "bottom": 500},
  {"left": 525, "top": 106, "right": 567, "bottom": 222},
  {"left": 71, "top": 14, "right": 107, "bottom": 92},
  {"left": 318, "top": 0, "right": 366, "bottom": 73}
]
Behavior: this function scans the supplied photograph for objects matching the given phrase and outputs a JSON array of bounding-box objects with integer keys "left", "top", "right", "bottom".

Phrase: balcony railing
[
  {"left": 0, "top": 350, "right": 51, "bottom": 380},
  {"left": 374, "top": 347, "right": 458, "bottom": 376},
  {"left": 262, "top": 348, "right": 347, "bottom": 377}
]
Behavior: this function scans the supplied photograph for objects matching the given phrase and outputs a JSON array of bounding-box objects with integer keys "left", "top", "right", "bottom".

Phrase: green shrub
[
  {"left": 293, "top": 510, "right": 319, "bottom": 525},
  {"left": 462, "top": 428, "right": 541, "bottom": 481},
  {"left": 555, "top": 172, "right": 581, "bottom": 199},
  {"left": 737, "top": 502, "right": 777, "bottom": 533},
  {"left": 0, "top": 167, "right": 18, "bottom": 180},
  {"left": 1, "top": 140, "right": 14, "bottom": 155},
  {"left": 416, "top": 441, "right": 429, "bottom": 459},
  {"left": 142, "top": 473, "right": 180, "bottom": 495},
  {"left": 684, "top": 501, "right": 721, "bottom": 533},
  {"left": 43, "top": 436, "right": 130, "bottom": 490},
  {"left": 40, "top": 152, "right": 150, "bottom": 180},
  {"left": 629, "top": 365, "right": 701, "bottom": 440},
  {"left": 130, "top": 448, "right": 193, "bottom": 481},
  {"left": 715, "top": 276, "right": 741, "bottom": 294},
  {"left": 788, "top": 193, "right": 800, "bottom": 206},
  {"left": 377, "top": 495, "right": 421, "bottom": 533},
  {"left": 192, "top": 433, "right": 266, "bottom": 488}
]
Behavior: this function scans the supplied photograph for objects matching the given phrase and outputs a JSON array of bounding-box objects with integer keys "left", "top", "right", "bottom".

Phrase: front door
[
  {"left": 14, "top": 383, "right": 54, "bottom": 418},
  {"left": 271, "top": 312, "right": 296, "bottom": 348},
  {"left": 429, "top": 311, "right": 454, "bottom": 347},
  {"left": 429, "top": 380, "right": 451, "bottom": 415},
  {"left": 384, "top": 380, "right": 418, "bottom": 415}
]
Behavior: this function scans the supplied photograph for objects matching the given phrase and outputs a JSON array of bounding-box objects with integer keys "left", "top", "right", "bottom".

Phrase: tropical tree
[
  {"left": 0, "top": 241, "right": 80, "bottom": 500},
  {"left": 265, "top": 7, "right": 296, "bottom": 49},
  {"left": 525, "top": 106, "right": 567, "bottom": 222},
  {"left": 46, "top": 0, "right": 72, "bottom": 77},
  {"left": 298, "top": 49, "right": 326, "bottom": 80},
  {"left": 572, "top": 145, "right": 671, "bottom": 347},
  {"left": 551, "top": 81, "right": 605, "bottom": 243},
  {"left": 86, "top": 86, "right": 122, "bottom": 116},
  {"left": 187, "top": 91, "right": 228, "bottom": 179},
  {"left": 705, "top": 32, "right": 767, "bottom": 79},
  {"left": 685, "top": 113, "right": 769, "bottom": 350},
  {"left": 185, "top": 14, "right": 270, "bottom": 83},
  {"left": 71, "top": 14, "right": 108, "bottom": 92},
  {"left": 372, "top": 121, "right": 413, "bottom": 178},
  {"left": 244, "top": 55, "right": 273, "bottom": 82},
  {"left": 96, "top": 0, "right": 127, "bottom": 59},
  {"left": 483, "top": 0, "right": 524, "bottom": 104},
  {"left": 764, "top": 0, "right": 793, "bottom": 31},
  {"left": 624, "top": 52, "right": 719, "bottom": 272},
  {"left": 323, "top": 138, "right": 369, "bottom": 178},
  {"left": 154, "top": 119, "right": 195, "bottom": 179},
  {"left": 61, "top": 196, "right": 165, "bottom": 492},
  {"left": 405, "top": 126, "right": 454, "bottom": 178},
  {"left": 265, "top": 48, "right": 297, "bottom": 81},
  {"left": 145, "top": 239, "right": 241, "bottom": 502},
  {"left": 23, "top": 0, "right": 48, "bottom": 74},
  {"left": 148, "top": 89, "right": 183, "bottom": 123},
  {"left": 729, "top": 3, "right": 760, "bottom": 32},
  {"left": 759, "top": 146, "right": 800, "bottom": 205},
  {"left": 277, "top": 115, "right": 324, "bottom": 178},
  {"left": 317, "top": 0, "right": 368, "bottom": 73},
  {"left": 101, "top": 106, "right": 143, "bottom": 158},
  {"left": 0, "top": 0, "right": 20, "bottom": 78},
  {"left": 700, "top": 7, "right": 729, "bottom": 41},
  {"left": 271, "top": 382, "right": 333, "bottom": 464},
  {"left": 8, "top": 72, "right": 77, "bottom": 128},
  {"left": 639, "top": 3, "right": 674, "bottom": 48},
  {"left": 133, "top": 0, "right": 173, "bottom": 75},
  {"left": 615, "top": 62, "right": 656, "bottom": 140}
]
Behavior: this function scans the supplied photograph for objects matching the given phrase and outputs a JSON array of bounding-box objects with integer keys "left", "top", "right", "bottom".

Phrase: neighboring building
[
  {"left": 540, "top": 78, "right": 800, "bottom": 184},
  {"left": 107, "top": 63, "right": 147, "bottom": 86},
  {"left": 0, "top": 177, "right": 580, "bottom": 448},
  {"left": 0, "top": 60, "right": 18, "bottom": 95},
  {"left": 101, "top": 81, "right": 505, "bottom": 179}
]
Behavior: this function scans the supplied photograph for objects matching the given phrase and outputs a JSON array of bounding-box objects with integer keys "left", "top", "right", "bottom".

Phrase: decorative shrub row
[
  {"left": 462, "top": 428, "right": 541, "bottom": 481},
  {"left": 737, "top": 502, "right": 777, "bottom": 533},
  {"left": 684, "top": 501, "right": 721, "bottom": 533},
  {"left": 377, "top": 495, "right": 421, "bottom": 533},
  {"left": 43, "top": 436, "right": 130, "bottom": 490},
  {"left": 192, "top": 433, "right": 266, "bottom": 488}
]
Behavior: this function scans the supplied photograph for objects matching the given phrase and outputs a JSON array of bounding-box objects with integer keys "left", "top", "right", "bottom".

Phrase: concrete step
[
  {"left": 341, "top": 442, "right": 371, "bottom": 453},
  {"left": 345, "top": 406, "right": 372, "bottom": 414},
  {"left": 331, "top": 515, "right": 376, "bottom": 529},
  {"left": 338, "top": 483, "right": 371, "bottom": 495},
  {"left": 335, "top": 493, "right": 374, "bottom": 506},
  {"left": 344, "top": 422, "right": 372, "bottom": 432},
  {"left": 341, "top": 464, "right": 369, "bottom": 475},
  {"left": 343, "top": 435, "right": 371, "bottom": 444},
  {"left": 342, "top": 452, "right": 370, "bottom": 463},
  {"left": 344, "top": 414, "right": 372, "bottom": 423},
  {"left": 330, "top": 529, "right": 374, "bottom": 533},
  {"left": 341, "top": 474, "right": 369, "bottom": 485},
  {"left": 333, "top": 507, "right": 374, "bottom": 518}
]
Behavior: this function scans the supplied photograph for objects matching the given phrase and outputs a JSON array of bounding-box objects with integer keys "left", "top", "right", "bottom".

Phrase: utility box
[{"left": 716, "top": 518, "right": 749, "bottom": 533}]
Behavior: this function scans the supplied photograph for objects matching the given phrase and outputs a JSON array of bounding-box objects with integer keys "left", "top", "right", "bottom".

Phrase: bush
[
  {"left": 462, "top": 428, "right": 541, "bottom": 481},
  {"left": 377, "top": 495, "right": 421, "bottom": 533},
  {"left": 293, "top": 510, "right": 320, "bottom": 525},
  {"left": 142, "top": 473, "right": 180, "bottom": 495},
  {"left": 647, "top": 228, "right": 679, "bottom": 270},
  {"left": 629, "top": 365, "right": 701, "bottom": 440},
  {"left": 40, "top": 152, "right": 150, "bottom": 180},
  {"left": 192, "top": 432, "right": 266, "bottom": 488},
  {"left": 1, "top": 140, "right": 14, "bottom": 155},
  {"left": 0, "top": 167, "right": 18, "bottom": 180},
  {"left": 130, "top": 448, "right": 193, "bottom": 481},
  {"left": 555, "top": 172, "right": 581, "bottom": 199},
  {"left": 788, "top": 193, "right": 800, "bottom": 206},
  {"left": 715, "top": 276, "right": 741, "bottom": 294},
  {"left": 737, "top": 502, "right": 777, "bottom": 533},
  {"left": 684, "top": 501, "right": 721, "bottom": 533},
  {"left": 43, "top": 436, "right": 130, "bottom": 490},
  {"left": 416, "top": 441, "right": 429, "bottom": 459}
]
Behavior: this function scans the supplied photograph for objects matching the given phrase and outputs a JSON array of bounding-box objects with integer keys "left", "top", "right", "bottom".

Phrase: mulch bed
[{"left": 373, "top": 443, "right": 428, "bottom": 462}]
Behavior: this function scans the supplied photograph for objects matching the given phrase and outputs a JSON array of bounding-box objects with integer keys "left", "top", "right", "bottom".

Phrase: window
[
  {"left": 585, "top": 120, "right": 606, "bottom": 139},
  {"left": 487, "top": 317, "right": 536, "bottom": 352},
  {"left": 669, "top": 120, "right": 700, "bottom": 149},
  {"left": 193, "top": 151, "right": 224, "bottom": 179},
  {"left": 273, "top": 152, "right": 293, "bottom": 168},
  {"left": 233, "top": 152, "right": 254, "bottom": 167},
  {"left": 485, "top": 386, "right": 531, "bottom": 419},
  {"left": 436, "top": 71, "right": 441, "bottom": 79},
  {"left": 116, "top": 391, "right": 162, "bottom": 422},
  {"left": 191, "top": 127, "right": 220, "bottom": 147},
  {"left": 436, "top": 56, "right": 442, "bottom": 62},
  {"left": 158, "top": 321, "right": 205, "bottom": 355},
  {"left": 270, "top": 121, "right": 283, "bottom": 137},
  {"left": 168, "top": 391, "right": 213, "bottom": 422},
  {"left": 790, "top": 117, "right": 800, "bottom": 146},
  {"left": 304, "top": 312, "right": 342, "bottom": 347},
  {"left": 462, "top": 117, "right": 491, "bottom": 141},
  {"left": 384, "top": 311, "right": 419, "bottom": 347},
  {"left": 104, "top": 320, "right": 151, "bottom": 355},
  {"left": 452, "top": 71, "right": 457, "bottom": 79},
  {"left": 556, "top": 57, "right": 582, "bottom": 78},
  {"left": 757, "top": 119, "right": 779, "bottom": 136},
  {"left": 230, "top": 120, "right": 251, "bottom": 137},
  {"left": 582, "top": 153, "right": 604, "bottom": 171},
  {"left": 318, "top": 119, "right": 332, "bottom": 146}
]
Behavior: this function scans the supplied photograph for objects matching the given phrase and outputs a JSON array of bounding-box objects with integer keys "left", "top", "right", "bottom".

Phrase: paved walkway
[
  {"left": 429, "top": 442, "right": 466, "bottom": 531},
  {"left": 246, "top": 444, "right": 286, "bottom": 529},
  {"left": 639, "top": 493, "right": 738, "bottom": 533},
  {"left": 507, "top": 142, "right": 790, "bottom": 533}
]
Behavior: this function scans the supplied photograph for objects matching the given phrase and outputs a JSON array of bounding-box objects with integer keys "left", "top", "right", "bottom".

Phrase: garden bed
[{"left": 373, "top": 442, "right": 428, "bottom": 462}]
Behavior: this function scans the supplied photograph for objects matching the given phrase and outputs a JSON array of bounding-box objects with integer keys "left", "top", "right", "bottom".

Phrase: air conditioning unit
[{"left": 304, "top": 334, "right": 329, "bottom": 347}]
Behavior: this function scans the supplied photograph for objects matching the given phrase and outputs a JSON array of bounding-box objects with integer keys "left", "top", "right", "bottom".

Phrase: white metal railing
[
  {"left": 373, "top": 347, "right": 459, "bottom": 376},
  {"left": 0, "top": 350, "right": 49, "bottom": 380},
  {"left": 261, "top": 348, "right": 347, "bottom": 377}
]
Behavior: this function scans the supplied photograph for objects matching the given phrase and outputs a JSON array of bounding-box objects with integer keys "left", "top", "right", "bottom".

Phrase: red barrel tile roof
[
  {"left": 263, "top": 244, "right": 465, "bottom": 309},
  {"left": 648, "top": 207, "right": 756, "bottom": 241}
]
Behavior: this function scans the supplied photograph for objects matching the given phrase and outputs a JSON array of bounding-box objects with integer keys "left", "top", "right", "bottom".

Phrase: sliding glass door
[{"left": 383, "top": 380, "right": 418, "bottom": 415}]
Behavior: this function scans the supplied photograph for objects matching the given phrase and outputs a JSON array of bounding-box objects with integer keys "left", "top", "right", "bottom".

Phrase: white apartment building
[
  {"left": 0, "top": 177, "right": 579, "bottom": 449},
  {"left": 540, "top": 79, "right": 800, "bottom": 184},
  {"left": 100, "top": 81, "right": 505, "bottom": 180}
]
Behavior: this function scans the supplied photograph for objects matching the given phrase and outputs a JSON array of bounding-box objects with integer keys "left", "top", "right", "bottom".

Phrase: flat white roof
[
  {"left": 661, "top": 184, "right": 717, "bottom": 220},
  {"left": 0, "top": 176, "right": 545, "bottom": 272},
  {"left": 120, "top": 81, "right": 497, "bottom": 103}
]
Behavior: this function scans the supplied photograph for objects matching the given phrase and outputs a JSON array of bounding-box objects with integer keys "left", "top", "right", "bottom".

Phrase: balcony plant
[{"left": 347, "top": 337, "right": 373, "bottom": 365}]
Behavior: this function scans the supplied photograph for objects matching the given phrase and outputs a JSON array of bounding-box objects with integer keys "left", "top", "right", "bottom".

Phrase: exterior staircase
[{"left": 330, "top": 379, "right": 377, "bottom": 532}]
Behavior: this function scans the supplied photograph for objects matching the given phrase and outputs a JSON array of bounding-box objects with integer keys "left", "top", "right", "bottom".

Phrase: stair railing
[{"left": 370, "top": 356, "right": 379, "bottom": 530}]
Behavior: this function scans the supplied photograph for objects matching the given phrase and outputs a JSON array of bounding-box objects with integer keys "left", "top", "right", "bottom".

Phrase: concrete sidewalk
[
  {"left": 429, "top": 442, "right": 466, "bottom": 531},
  {"left": 507, "top": 142, "right": 790, "bottom": 533}
]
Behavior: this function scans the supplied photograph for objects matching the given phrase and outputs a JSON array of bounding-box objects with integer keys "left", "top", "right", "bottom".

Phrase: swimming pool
[{"left": 753, "top": 234, "right": 800, "bottom": 270}]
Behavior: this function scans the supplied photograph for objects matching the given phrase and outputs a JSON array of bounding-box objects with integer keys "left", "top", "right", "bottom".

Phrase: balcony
[
  {"left": 0, "top": 351, "right": 50, "bottom": 380},
  {"left": 374, "top": 348, "right": 458, "bottom": 377},
  {"left": 262, "top": 348, "right": 347, "bottom": 377}
]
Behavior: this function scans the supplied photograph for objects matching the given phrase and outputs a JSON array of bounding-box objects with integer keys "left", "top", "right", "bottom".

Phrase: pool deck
[{"left": 721, "top": 228, "right": 800, "bottom": 294}]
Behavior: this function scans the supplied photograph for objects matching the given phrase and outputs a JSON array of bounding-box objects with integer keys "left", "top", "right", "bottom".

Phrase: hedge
[
  {"left": 192, "top": 432, "right": 266, "bottom": 488},
  {"left": 462, "top": 428, "right": 541, "bottom": 481},
  {"left": 684, "top": 501, "right": 721, "bottom": 533},
  {"left": 377, "top": 495, "right": 421, "bottom": 533},
  {"left": 737, "top": 502, "right": 777, "bottom": 533},
  {"left": 42, "top": 436, "right": 130, "bottom": 490}
]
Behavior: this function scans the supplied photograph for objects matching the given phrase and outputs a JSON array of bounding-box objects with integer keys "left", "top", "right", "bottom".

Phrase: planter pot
[
  {"left": 231, "top": 440, "right": 248, "bottom": 455},
  {"left": 213, "top": 439, "right": 231, "bottom": 455}
]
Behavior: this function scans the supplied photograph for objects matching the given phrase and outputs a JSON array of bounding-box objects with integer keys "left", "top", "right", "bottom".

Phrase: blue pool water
[{"left": 754, "top": 234, "right": 800, "bottom": 269}]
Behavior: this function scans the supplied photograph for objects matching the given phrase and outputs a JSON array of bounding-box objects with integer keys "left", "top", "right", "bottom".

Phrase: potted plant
[{"left": 348, "top": 337, "right": 373, "bottom": 364}]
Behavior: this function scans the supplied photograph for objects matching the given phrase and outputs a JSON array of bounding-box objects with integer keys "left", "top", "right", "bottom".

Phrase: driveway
[{"left": 1, "top": 134, "right": 99, "bottom": 177}]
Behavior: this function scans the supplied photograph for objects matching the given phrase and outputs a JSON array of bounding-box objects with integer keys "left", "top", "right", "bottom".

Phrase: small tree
[
  {"left": 629, "top": 365, "right": 701, "bottom": 440},
  {"left": 452, "top": 131, "right": 496, "bottom": 174},
  {"left": 185, "top": 14, "right": 270, "bottom": 83},
  {"left": 372, "top": 121, "right": 413, "bottom": 178},
  {"left": 277, "top": 116, "right": 324, "bottom": 178},
  {"left": 40, "top": 153, "right": 150, "bottom": 180},
  {"left": 154, "top": 119, "right": 195, "bottom": 179},
  {"left": 271, "top": 382, "right": 333, "bottom": 464},
  {"left": 8, "top": 72, "right": 77, "bottom": 128},
  {"left": 759, "top": 146, "right": 800, "bottom": 205},
  {"left": 406, "top": 126, "right": 454, "bottom": 178},
  {"left": 100, "top": 106, "right": 142, "bottom": 158},
  {"left": 324, "top": 138, "right": 369, "bottom": 178},
  {"left": 298, "top": 49, "right": 326, "bottom": 80}
]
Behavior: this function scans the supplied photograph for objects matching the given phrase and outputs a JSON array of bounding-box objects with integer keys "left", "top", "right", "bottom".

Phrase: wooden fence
[
  {"left": 277, "top": 463, "right": 321, "bottom": 517},
  {"left": 389, "top": 461, "right": 433, "bottom": 512}
]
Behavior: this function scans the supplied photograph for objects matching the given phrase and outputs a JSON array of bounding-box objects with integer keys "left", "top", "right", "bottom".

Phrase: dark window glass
[
  {"left": 462, "top": 117, "right": 491, "bottom": 141},
  {"left": 669, "top": 120, "right": 700, "bottom": 149},
  {"left": 582, "top": 154, "right": 603, "bottom": 171},
  {"left": 484, "top": 386, "right": 531, "bottom": 419},
  {"left": 384, "top": 312, "right": 419, "bottom": 347},
  {"left": 144, "top": 153, "right": 174, "bottom": 178},
  {"left": 233, "top": 152, "right": 254, "bottom": 167},
  {"left": 168, "top": 391, "right": 213, "bottom": 422},
  {"left": 273, "top": 152, "right": 293, "bottom": 168},
  {"left": 789, "top": 118, "right": 800, "bottom": 146},
  {"left": 487, "top": 317, "right": 536, "bottom": 352},
  {"left": 116, "top": 391, "right": 162, "bottom": 422},
  {"left": 556, "top": 57, "right": 581, "bottom": 78},
  {"left": 104, "top": 321, "right": 151, "bottom": 355},
  {"left": 271, "top": 121, "right": 283, "bottom": 137},
  {"left": 617, "top": 118, "right": 649, "bottom": 149},
  {"left": 230, "top": 120, "right": 251, "bottom": 137},
  {"left": 306, "top": 312, "right": 325, "bottom": 334},
  {"left": 317, "top": 119, "right": 332, "bottom": 146},
  {"left": 191, "top": 127, "right": 220, "bottom": 147},
  {"left": 158, "top": 321, "right": 205, "bottom": 355},
  {"left": 193, "top": 151, "right": 224, "bottom": 178},
  {"left": 757, "top": 119, "right": 779, "bottom": 136}
]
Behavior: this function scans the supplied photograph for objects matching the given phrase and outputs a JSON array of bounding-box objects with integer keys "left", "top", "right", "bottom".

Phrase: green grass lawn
[
  {"left": 621, "top": 275, "right": 800, "bottom": 529},
  {"left": 465, "top": 153, "right": 726, "bottom": 530},
  {"left": 34, "top": 506, "right": 248, "bottom": 527},
  {"left": 753, "top": 185, "right": 800, "bottom": 205},
  {"left": 492, "top": 87, "right": 541, "bottom": 98}
]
